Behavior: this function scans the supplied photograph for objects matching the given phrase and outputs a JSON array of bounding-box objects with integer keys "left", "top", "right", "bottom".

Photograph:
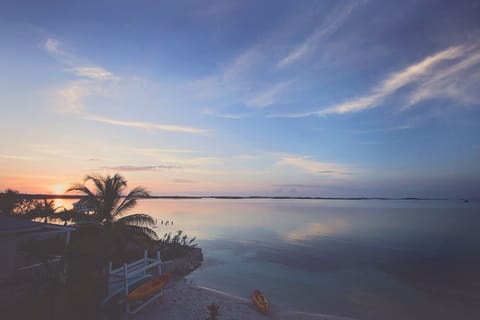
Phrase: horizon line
[{"left": 4, "top": 193, "right": 472, "bottom": 202}]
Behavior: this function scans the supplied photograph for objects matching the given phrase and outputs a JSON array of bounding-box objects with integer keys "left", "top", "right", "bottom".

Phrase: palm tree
[
  {"left": 24, "top": 199, "right": 59, "bottom": 223},
  {"left": 67, "top": 174, "right": 158, "bottom": 263},
  {"left": 0, "top": 189, "right": 37, "bottom": 216}
]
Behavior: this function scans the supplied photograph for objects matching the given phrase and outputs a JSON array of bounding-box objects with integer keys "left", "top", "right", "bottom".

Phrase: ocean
[{"left": 62, "top": 198, "right": 476, "bottom": 319}]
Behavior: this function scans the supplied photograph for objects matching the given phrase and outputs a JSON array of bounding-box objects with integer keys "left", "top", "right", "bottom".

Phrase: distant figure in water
[
  {"left": 165, "top": 221, "right": 169, "bottom": 226},
  {"left": 161, "top": 220, "right": 163, "bottom": 225}
]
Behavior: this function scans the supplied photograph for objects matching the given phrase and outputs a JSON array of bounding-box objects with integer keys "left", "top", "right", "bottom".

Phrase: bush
[{"left": 156, "top": 230, "right": 197, "bottom": 261}]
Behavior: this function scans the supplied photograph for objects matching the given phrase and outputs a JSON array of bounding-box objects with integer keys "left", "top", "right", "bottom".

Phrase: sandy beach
[{"left": 125, "top": 278, "right": 355, "bottom": 320}]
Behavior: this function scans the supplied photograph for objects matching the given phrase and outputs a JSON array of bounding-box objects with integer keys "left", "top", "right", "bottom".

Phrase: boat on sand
[
  {"left": 126, "top": 273, "right": 171, "bottom": 303},
  {"left": 251, "top": 289, "right": 269, "bottom": 315}
]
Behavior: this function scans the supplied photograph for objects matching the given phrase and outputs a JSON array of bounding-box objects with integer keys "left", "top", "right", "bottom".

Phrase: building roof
[{"left": 0, "top": 215, "right": 74, "bottom": 235}]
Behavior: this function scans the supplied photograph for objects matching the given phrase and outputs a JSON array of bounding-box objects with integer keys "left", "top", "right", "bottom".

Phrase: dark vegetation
[
  {"left": 0, "top": 189, "right": 61, "bottom": 221},
  {"left": 206, "top": 303, "right": 220, "bottom": 320},
  {"left": 0, "top": 173, "right": 198, "bottom": 319},
  {"left": 157, "top": 230, "right": 197, "bottom": 261}
]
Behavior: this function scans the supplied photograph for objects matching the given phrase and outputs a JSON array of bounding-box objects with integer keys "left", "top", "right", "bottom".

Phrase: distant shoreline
[{"left": 7, "top": 193, "right": 468, "bottom": 201}]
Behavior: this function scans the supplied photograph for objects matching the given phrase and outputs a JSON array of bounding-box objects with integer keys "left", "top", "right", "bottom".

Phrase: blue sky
[{"left": 0, "top": 0, "right": 479, "bottom": 198}]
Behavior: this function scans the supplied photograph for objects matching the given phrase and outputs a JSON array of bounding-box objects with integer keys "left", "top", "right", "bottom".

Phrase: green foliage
[
  {"left": 206, "top": 303, "right": 220, "bottom": 320},
  {"left": 156, "top": 230, "right": 197, "bottom": 261}
]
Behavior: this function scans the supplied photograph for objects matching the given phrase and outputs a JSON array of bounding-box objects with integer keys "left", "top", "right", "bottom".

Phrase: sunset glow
[{"left": 0, "top": 0, "right": 479, "bottom": 198}]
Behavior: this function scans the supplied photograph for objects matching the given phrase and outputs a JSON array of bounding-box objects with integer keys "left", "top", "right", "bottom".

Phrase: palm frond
[
  {"left": 67, "top": 184, "right": 95, "bottom": 198},
  {"left": 114, "top": 187, "right": 149, "bottom": 217},
  {"left": 84, "top": 174, "right": 106, "bottom": 197},
  {"left": 123, "top": 224, "right": 159, "bottom": 241},
  {"left": 117, "top": 214, "right": 157, "bottom": 227}
]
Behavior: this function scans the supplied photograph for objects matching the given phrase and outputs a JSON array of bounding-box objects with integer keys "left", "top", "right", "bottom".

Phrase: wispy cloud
[
  {"left": 276, "top": 155, "right": 351, "bottom": 177},
  {"left": 83, "top": 114, "right": 209, "bottom": 134},
  {"left": 202, "top": 108, "right": 250, "bottom": 119},
  {"left": 69, "top": 67, "right": 114, "bottom": 80},
  {"left": 272, "top": 184, "right": 325, "bottom": 189},
  {"left": 136, "top": 148, "right": 199, "bottom": 154},
  {"left": 276, "top": 45, "right": 468, "bottom": 117},
  {"left": 277, "top": 0, "right": 363, "bottom": 68},
  {"left": 172, "top": 179, "right": 194, "bottom": 184},
  {"left": 102, "top": 165, "right": 176, "bottom": 172},
  {"left": 246, "top": 81, "right": 292, "bottom": 108},
  {"left": 44, "top": 38, "right": 211, "bottom": 135},
  {"left": 45, "top": 39, "right": 114, "bottom": 81},
  {"left": 406, "top": 46, "right": 480, "bottom": 108},
  {"left": 56, "top": 82, "right": 90, "bottom": 113},
  {"left": 0, "top": 154, "right": 37, "bottom": 161},
  {"left": 44, "top": 38, "right": 62, "bottom": 55},
  {"left": 222, "top": 47, "right": 261, "bottom": 83},
  {"left": 44, "top": 38, "right": 118, "bottom": 114},
  {"left": 347, "top": 124, "right": 412, "bottom": 134},
  {"left": 319, "top": 46, "right": 464, "bottom": 115}
]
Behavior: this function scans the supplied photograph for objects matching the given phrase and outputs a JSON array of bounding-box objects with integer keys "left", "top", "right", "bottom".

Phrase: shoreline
[
  {"left": 127, "top": 278, "right": 357, "bottom": 320},
  {"left": 9, "top": 193, "right": 464, "bottom": 201}
]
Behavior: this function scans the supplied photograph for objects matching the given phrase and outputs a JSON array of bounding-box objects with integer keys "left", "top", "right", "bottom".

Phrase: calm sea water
[{"left": 67, "top": 198, "right": 480, "bottom": 319}]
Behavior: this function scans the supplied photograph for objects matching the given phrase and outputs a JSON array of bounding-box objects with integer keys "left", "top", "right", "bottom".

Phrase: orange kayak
[
  {"left": 251, "top": 289, "right": 269, "bottom": 315},
  {"left": 126, "top": 273, "right": 171, "bottom": 302}
]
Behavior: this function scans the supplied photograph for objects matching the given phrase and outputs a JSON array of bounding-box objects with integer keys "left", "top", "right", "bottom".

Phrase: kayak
[
  {"left": 126, "top": 273, "right": 171, "bottom": 303},
  {"left": 251, "top": 289, "right": 269, "bottom": 315}
]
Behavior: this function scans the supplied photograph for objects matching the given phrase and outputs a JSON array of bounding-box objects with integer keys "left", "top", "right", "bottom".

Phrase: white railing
[{"left": 107, "top": 250, "right": 163, "bottom": 314}]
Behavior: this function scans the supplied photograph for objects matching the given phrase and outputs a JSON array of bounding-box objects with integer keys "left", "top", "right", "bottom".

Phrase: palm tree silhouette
[{"left": 67, "top": 174, "right": 158, "bottom": 262}]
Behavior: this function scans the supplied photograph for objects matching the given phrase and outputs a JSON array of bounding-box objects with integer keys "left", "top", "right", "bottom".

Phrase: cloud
[
  {"left": 0, "top": 154, "right": 37, "bottom": 161},
  {"left": 136, "top": 148, "right": 198, "bottom": 154},
  {"left": 174, "top": 157, "right": 223, "bottom": 167},
  {"left": 222, "top": 47, "right": 261, "bottom": 83},
  {"left": 276, "top": 155, "right": 351, "bottom": 176},
  {"left": 83, "top": 114, "right": 209, "bottom": 134},
  {"left": 187, "top": 45, "right": 263, "bottom": 101},
  {"left": 45, "top": 38, "right": 212, "bottom": 135},
  {"left": 56, "top": 82, "right": 90, "bottom": 113},
  {"left": 276, "top": 45, "right": 467, "bottom": 117},
  {"left": 172, "top": 179, "right": 194, "bottom": 184},
  {"left": 246, "top": 81, "right": 292, "bottom": 108},
  {"left": 347, "top": 124, "right": 412, "bottom": 134},
  {"left": 272, "top": 184, "right": 325, "bottom": 189},
  {"left": 44, "top": 38, "right": 62, "bottom": 55},
  {"left": 44, "top": 38, "right": 118, "bottom": 114},
  {"left": 319, "top": 45, "right": 464, "bottom": 115},
  {"left": 69, "top": 67, "right": 114, "bottom": 80},
  {"left": 405, "top": 47, "right": 480, "bottom": 108},
  {"left": 102, "top": 165, "right": 176, "bottom": 172},
  {"left": 43, "top": 38, "right": 77, "bottom": 65},
  {"left": 202, "top": 108, "right": 250, "bottom": 119},
  {"left": 278, "top": 1, "right": 363, "bottom": 68}
]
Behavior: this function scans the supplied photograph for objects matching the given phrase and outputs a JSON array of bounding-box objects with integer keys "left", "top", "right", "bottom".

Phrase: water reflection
[
  {"left": 128, "top": 199, "right": 480, "bottom": 319},
  {"left": 285, "top": 220, "right": 349, "bottom": 241}
]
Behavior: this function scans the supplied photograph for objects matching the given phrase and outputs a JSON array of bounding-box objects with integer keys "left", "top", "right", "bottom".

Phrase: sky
[{"left": 0, "top": 0, "right": 479, "bottom": 198}]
